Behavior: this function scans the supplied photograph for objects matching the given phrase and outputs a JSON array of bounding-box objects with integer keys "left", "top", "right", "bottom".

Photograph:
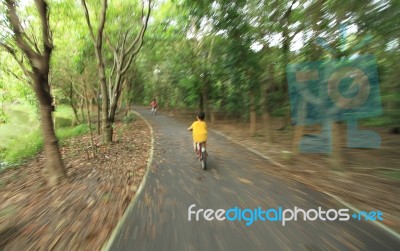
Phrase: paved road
[{"left": 108, "top": 107, "right": 400, "bottom": 251}]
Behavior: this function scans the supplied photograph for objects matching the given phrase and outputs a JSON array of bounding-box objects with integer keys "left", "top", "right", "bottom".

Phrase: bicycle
[
  {"left": 150, "top": 107, "right": 157, "bottom": 116},
  {"left": 195, "top": 142, "right": 207, "bottom": 170}
]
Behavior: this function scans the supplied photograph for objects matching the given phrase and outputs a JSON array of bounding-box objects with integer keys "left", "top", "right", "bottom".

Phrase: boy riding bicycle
[{"left": 187, "top": 112, "right": 208, "bottom": 155}]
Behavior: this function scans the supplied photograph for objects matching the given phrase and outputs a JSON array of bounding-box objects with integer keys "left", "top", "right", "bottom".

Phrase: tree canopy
[{"left": 1, "top": 0, "right": 399, "bottom": 180}]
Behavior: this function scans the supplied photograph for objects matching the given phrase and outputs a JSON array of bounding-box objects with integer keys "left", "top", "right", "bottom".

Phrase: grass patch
[
  {"left": 56, "top": 124, "right": 89, "bottom": 140},
  {"left": 0, "top": 104, "right": 39, "bottom": 148},
  {"left": 2, "top": 130, "right": 43, "bottom": 164},
  {"left": 379, "top": 170, "right": 400, "bottom": 181},
  {"left": 0, "top": 104, "right": 88, "bottom": 167},
  {"left": 54, "top": 117, "right": 73, "bottom": 129},
  {"left": 54, "top": 105, "right": 75, "bottom": 128},
  {"left": 122, "top": 113, "right": 137, "bottom": 124},
  {"left": 1, "top": 124, "right": 89, "bottom": 167},
  {"left": 54, "top": 105, "right": 75, "bottom": 119}
]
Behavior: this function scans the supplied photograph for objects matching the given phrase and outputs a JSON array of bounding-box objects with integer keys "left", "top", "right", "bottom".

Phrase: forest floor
[
  {"left": 0, "top": 114, "right": 151, "bottom": 250},
  {"left": 206, "top": 118, "right": 400, "bottom": 234}
]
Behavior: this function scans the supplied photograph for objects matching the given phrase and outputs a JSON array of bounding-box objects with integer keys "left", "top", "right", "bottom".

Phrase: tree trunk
[
  {"left": 210, "top": 111, "right": 216, "bottom": 123},
  {"left": 282, "top": 28, "right": 291, "bottom": 130},
  {"left": 249, "top": 91, "right": 256, "bottom": 136},
  {"left": 82, "top": 0, "right": 150, "bottom": 143},
  {"left": 79, "top": 98, "right": 85, "bottom": 122},
  {"left": 109, "top": 73, "right": 125, "bottom": 125},
  {"left": 89, "top": 97, "right": 94, "bottom": 117},
  {"left": 34, "top": 76, "right": 66, "bottom": 185},
  {"left": 331, "top": 122, "right": 344, "bottom": 169},
  {"left": 260, "top": 64, "right": 274, "bottom": 143},
  {"left": 199, "top": 93, "right": 204, "bottom": 112},
  {"left": 3, "top": 0, "right": 66, "bottom": 185},
  {"left": 281, "top": 1, "right": 296, "bottom": 129},
  {"left": 124, "top": 87, "right": 130, "bottom": 116},
  {"left": 109, "top": 86, "right": 122, "bottom": 124},
  {"left": 204, "top": 36, "right": 214, "bottom": 121},
  {"left": 260, "top": 86, "right": 272, "bottom": 143},
  {"left": 97, "top": 50, "right": 112, "bottom": 143},
  {"left": 40, "top": 104, "right": 66, "bottom": 185},
  {"left": 53, "top": 95, "right": 57, "bottom": 129},
  {"left": 69, "top": 85, "right": 80, "bottom": 125},
  {"left": 105, "top": 124, "right": 113, "bottom": 142},
  {"left": 330, "top": 17, "right": 346, "bottom": 169},
  {"left": 97, "top": 97, "right": 101, "bottom": 135},
  {"left": 103, "top": 116, "right": 112, "bottom": 142},
  {"left": 117, "top": 90, "right": 123, "bottom": 111},
  {"left": 81, "top": 0, "right": 111, "bottom": 143},
  {"left": 292, "top": 96, "right": 306, "bottom": 155},
  {"left": 83, "top": 81, "right": 96, "bottom": 157},
  {"left": 202, "top": 88, "right": 210, "bottom": 120}
]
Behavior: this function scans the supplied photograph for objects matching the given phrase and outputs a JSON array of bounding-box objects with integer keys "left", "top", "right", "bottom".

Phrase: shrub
[
  {"left": 122, "top": 113, "right": 136, "bottom": 124},
  {"left": 3, "top": 130, "right": 43, "bottom": 164}
]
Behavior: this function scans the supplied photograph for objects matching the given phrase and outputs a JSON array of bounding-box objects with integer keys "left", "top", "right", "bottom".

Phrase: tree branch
[
  {"left": 124, "top": 0, "right": 151, "bottom": 55},
  {"left": 96, "top": 0, "right": 108, "bottom": 47},
  {"left": 0, "top": 42, "right": 34, "bottom": 80},
  {"left": 121, "top": 50, "right": 135, "bottom": 74},
  {"left": 80, "top": 0, "right": 96, "bottom": 42},
  {"left": 24, "top": 18, "right": 42, "bottom": 54},
  {"left": 120, "top": 31, "right": 128, "bottom": 58},
  {"left": 71, "top": 81, "right": 86, "bottom": 99},
  {"left": 1, "top": 65, "right": 30, "bottom": 83},
  {"left": 105, "top": 34, "right": 116, "bottom": 51},
  {"left": 120, "top": 0, "right": 151, "bottom": 75},
  {"left": 4, "top": 0, "right": 38, "bottom": 60},
  {"left": 108, "top": 56, "right": 117, "bottom": 90}
]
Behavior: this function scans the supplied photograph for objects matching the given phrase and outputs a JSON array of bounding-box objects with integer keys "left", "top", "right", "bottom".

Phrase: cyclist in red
[{"left": 150, "top": 99, "right": 157, "bottom": 114}]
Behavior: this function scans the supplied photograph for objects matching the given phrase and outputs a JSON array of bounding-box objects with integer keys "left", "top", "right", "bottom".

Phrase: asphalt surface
[{"left": 108, "top": 107, "right": 400, "bottom": 251}]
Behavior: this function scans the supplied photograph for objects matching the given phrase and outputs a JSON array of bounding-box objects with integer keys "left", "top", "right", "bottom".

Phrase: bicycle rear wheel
[{"left": 200, "top": 151, "right": 206, "bottom": 170}]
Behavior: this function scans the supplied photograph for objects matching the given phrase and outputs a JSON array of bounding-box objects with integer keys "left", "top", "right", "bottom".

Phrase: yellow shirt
[{"left": 191, "top": 121, "right": 208, "bottom": 143}]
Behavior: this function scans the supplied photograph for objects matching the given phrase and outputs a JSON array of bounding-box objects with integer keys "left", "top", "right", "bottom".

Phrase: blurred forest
[{"left": 0, "top": 0, "right": 399, "bottom": 182}]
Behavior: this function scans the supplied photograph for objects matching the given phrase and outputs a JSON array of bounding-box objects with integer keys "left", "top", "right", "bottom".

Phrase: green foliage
[
  {"left": 122, "top": 113, "right": 137, "bottom": 124},
  {"left": 2, "top": 130, "right": 43, "bottom": 164},
  {"left": 0, "top": 112, "right": 6, "bottom": 124},
  {"left": 0, "top": 104, "right": 87, "bottom": 167},
  {"left": 0, "top": 124, "right": 89, "bottom": 167},
  {"left": 0, "top": 104, "right": 39, "bottom": 148},
  {"left": 56, "top": 124, "right": 89, "bottom": 140},
  {"left": 54, "top": 105, "right": 76, "bottom": 128},
  {"left": 1, "top": 0, "right": 400, "bottom": 140},
  {"left": 55, "top": 117, "right": 73, "bottom": 129},
  {"left": 54, "top": 106, "right": 89, "bottom": 137},
  {"left": 127, "top": 0, "right": 400, "bottom": 128}
]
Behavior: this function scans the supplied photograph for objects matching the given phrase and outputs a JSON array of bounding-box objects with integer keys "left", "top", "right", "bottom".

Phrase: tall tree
[
  {"left": 81, "top": 0, "right": 109, "bottom": 142},
  {"left": 81, "top": 0, "right": 151, "bottom": 142},
  {"left": 0, "top": 0, "right": 66, "bottom": 185},
  {"left": 105, "top": 0, "right": 151, "bottom": 132}
]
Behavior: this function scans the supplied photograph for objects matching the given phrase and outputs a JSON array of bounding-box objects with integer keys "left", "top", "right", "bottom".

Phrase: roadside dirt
[
  {"left": 0, "top": 116, "right": 151, "bottom": 250},
  {"left": 210, "top": 119, "right": 400, "bottom": 233}
]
